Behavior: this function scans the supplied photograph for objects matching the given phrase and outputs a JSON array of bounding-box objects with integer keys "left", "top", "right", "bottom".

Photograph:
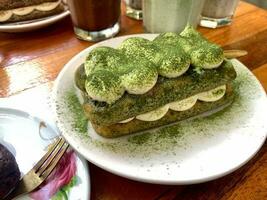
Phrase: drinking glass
[
  {"left": 124, "top": 0, "right": 142, "bottom": 20},
  {"left": 143, "top": 0, "right": 205, "bottom": 33},
  {"left": 67, "top": 0, "right": 121, "bottom": 42},
  {"left": 200, "top": 0, "right": 239, "bottom": 28}
]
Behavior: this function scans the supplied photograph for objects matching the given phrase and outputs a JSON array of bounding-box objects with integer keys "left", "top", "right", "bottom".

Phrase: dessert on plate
[
  {"left": 0, "top": 0, "right": 65, "bottom": 24},
  {"left": 0, "top": 143, "right": 20, "bottom": 199},
  {"left": 75, "top": 25, "right": 237, "bottom": 138}
]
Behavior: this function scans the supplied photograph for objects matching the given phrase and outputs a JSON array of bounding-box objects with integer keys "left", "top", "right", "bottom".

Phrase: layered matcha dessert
[{"left": 75, "top": 25, "right": 237, "bottom": 138}]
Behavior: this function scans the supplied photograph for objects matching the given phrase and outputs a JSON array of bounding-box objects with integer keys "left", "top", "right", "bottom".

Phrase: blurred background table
[{"left": 0, "top": 1, "right": 266, "bottom": 199}]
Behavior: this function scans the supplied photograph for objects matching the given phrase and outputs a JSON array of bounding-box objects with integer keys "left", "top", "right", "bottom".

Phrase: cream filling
[
  {"left": 136, "top": 105, "right": 169, "bottom": 122},
  {"left": 168, "top": 95, "right": 198, "bottom": 111},
  {"left": 202, "top": 60, "right": 224, "bottom": 69},
  {"left": 119, "top": 117, "right": 135, "bottom": 124},
  {"left": 0, "top": 0, "right": 61, "bottom": 22},
  {"left": 119, "top": 85, "right": 226, "bottom": 123},
  {"left": 198, "top": 85, "right": 226, "bottom": 102}
]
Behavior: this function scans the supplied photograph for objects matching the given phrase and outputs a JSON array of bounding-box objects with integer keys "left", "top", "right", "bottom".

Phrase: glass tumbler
[
  {"left": 124, "top": 0, "right": 142, "bottom": 20},
  {"left": 200, "top": 0, "right": 240, "bottom": 28},
  {"left": 67, "top": 0, "right": 121, "bottom": 42},
  {"left": 143, "top": 0, "right": 205, "bottom": 33}
]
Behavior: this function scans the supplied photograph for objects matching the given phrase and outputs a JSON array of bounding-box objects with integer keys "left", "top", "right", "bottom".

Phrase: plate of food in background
[
  {"left": 52, "top": 25, "right": 267, "bottom": 184},
  {"left": 0, "top": 95, "right": 90, "bottom": 199},
  {"left": 0, "top": 0, "right": 69, "bottom": 32}
]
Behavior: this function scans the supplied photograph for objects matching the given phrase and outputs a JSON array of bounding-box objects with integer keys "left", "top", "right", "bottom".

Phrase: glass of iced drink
[
  {"left": 124, "top": 0, "right": 142, "bottom": 20},
  {"left": 143, "top": 0, "right": 205, "bottom": 33},
  {"left": 200, "top": 0, "right": 239, "bottom": 28},
  {"left": 67, "top": 0, "right": 121, "bottom": 41}
]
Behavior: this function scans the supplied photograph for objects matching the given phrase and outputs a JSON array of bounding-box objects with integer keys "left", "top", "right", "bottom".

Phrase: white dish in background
[
  {"left": 52, "top": 34, "right": 267, "bottom": 185},
  {"left": 0, "top": 10, "right": 69, "bottom": 33}
]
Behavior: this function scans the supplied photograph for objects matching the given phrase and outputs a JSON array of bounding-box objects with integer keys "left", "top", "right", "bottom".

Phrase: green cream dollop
[
  {"left": 119, "top": 37, "right": 191, "bottom": 78},
  {"left": 180, "top": 25, "right": 224, "bottom": 69},
  {"left": 85, "top": 70, "right": 124, "bottom": 104},
  {"left": 84, "top": 46, "right": 159, "bottom": 102},
  {"left": 122, "top": 63, "right": 158, "bottom": 94}
]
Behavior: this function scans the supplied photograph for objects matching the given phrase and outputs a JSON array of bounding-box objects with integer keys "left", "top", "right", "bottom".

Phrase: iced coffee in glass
[{"left": 67, "top": 0, "right": 121, "bottom": 41}]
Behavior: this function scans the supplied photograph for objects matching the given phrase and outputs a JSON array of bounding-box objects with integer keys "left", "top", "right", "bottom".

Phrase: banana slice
[
  {"left": 13, "top": 7, "right": 34, "bottom": 16},
  {"left": 0, "top": 10, "right": 12, "bottom": 22},
  {"left": 119, "top": 117, "right": 135, "bottom": 124},
  {"left": 198, "top": 85, "right": 226, "bottom": 102},
  {"left": 36, "top": 2, "right": 60, "bottom": 11},
  {"left": 169, "top": 95, "right": 198, "bottom": 111},
  {"left": 136, "top": 105, "right": 169, "bottom": 121}
]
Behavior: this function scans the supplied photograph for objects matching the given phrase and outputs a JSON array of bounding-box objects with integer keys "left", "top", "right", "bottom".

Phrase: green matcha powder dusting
[{"left": 65, "top": 92, "right": 88, "bottom": 134}]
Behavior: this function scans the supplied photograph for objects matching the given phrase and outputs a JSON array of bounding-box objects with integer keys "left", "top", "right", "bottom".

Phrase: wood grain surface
[{"left": 0, "top": 1, "right": 266, "bottom": 200}]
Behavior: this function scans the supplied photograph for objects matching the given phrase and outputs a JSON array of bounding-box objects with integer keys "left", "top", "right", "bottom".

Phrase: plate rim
[
  {"left": 52, "top": 34, "right": 267, "bottom": 185},
  {"left": 0, "top": 10, "right": 70, "bottom": 32}
]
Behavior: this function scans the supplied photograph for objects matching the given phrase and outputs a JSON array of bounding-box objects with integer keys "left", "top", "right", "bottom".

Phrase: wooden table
[{"left": 0, "top": 1, "right": 267, "bottom": 199}]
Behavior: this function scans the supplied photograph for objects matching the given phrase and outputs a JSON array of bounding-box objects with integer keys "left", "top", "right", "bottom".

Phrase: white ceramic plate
[
  {"left": 52, "top": 34, "right": 267, "bottom": 185},
  {"left": 0, "top": 10, "right": 69, "bottom": 33},
  {"left": 0, "top": 96, "right": 90, "bottom": 199}
]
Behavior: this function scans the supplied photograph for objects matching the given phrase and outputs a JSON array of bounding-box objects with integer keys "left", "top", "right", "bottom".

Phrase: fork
[{"left": 4, "top": 137, "right": 69, "bottom": 200}]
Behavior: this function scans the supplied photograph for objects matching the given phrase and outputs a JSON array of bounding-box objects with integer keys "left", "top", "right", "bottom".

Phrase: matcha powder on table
[{"left": 65, "top": 92, "right": 88, "bottom": 134}]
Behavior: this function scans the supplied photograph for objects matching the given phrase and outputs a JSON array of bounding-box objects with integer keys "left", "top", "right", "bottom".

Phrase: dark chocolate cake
[{"left": 0, "top": 143, "right": 20, "bottom": 199}]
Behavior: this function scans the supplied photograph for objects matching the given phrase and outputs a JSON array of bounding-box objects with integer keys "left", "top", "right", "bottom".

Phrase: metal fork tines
[{"left": 4, "top": 137, "right": 69, "bottom": 200}]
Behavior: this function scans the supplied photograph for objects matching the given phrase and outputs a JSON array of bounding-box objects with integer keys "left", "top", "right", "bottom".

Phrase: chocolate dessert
[{"left": 0, "top": 143, "right": 20, "bottom": 199}]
